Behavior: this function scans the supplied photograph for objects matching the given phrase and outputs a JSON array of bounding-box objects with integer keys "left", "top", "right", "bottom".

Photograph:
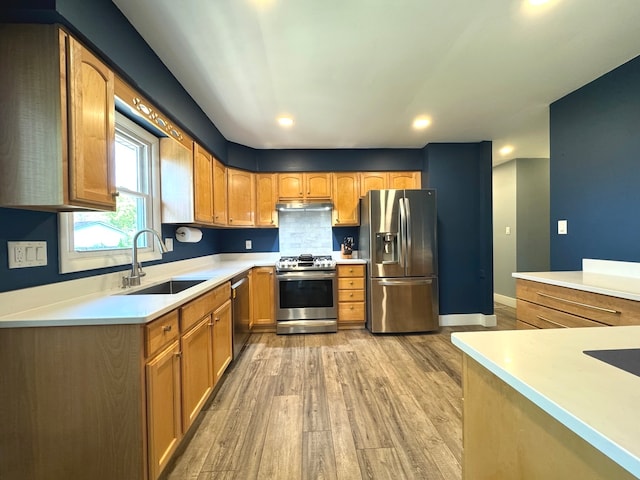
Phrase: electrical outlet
[
  {"left": 245, "top": 240, "right": 252, "bottom": 250},
  {"left": 8, "top": 241, "right": 47, "bottom": 268},
  {"left": 164, "top": 238, "right": 174, "bottom": 252}
]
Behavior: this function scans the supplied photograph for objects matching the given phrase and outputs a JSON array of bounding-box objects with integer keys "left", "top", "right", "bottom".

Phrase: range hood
[{"left": 276, "top": 202, "right": 333, "bottom": 212}]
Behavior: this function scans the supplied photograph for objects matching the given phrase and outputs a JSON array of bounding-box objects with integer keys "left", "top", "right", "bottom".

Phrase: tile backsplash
[{"left": 279, "top": 210, "right": 333, "bottom": 255}]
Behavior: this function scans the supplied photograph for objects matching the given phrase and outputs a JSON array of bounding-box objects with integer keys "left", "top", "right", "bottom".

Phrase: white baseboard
[
  {"left": 439, "top": 313, "right": 497, "bottom": 328},
  {"left": 494, "top": 293, "right": 516, "bottom": 308}
]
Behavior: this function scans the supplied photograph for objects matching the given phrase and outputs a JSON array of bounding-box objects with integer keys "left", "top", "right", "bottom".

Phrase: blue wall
[
  {"left": 550, "top": 55, "right": 640, "bottom": 270},
  {"left": 426, "top": 142, "right": 494, "bottom": 315}
]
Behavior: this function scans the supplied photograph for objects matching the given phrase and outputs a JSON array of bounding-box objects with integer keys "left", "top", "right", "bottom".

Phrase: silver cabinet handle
[
  {"left": 536, "top": 315, "right": 568, "bottom": 328},
  {"left": 536, "top": 292, "right": 620, "bottom": 314}
]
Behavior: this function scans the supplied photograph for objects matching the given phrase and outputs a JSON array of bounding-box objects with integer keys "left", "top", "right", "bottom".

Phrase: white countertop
[
  {"left": 0, "top": 253, "right": 365, "bottom": 328},
  {"left": 513, "top": 259, "right": 640, "bottom": 302},
  {"left": 452, "top": 327, "right": 640, "bottom": 478}
]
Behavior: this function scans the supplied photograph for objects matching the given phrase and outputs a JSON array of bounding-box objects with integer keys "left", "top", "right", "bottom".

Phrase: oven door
[{"left": 276, "top": 270, "right": 337, "bottom": 321}]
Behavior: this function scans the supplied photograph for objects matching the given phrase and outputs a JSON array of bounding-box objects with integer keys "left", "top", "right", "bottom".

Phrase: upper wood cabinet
[
  {"left": 306, "top": 172, "right": 332, "bottom": 198},
  {"left": 255, "top": 174, "right": 279, "bottom": 227},
  {"left": 227, "top": 168, "right": 255, "bottom": 226},
  {"left": 360, "top": 172, "right": 388, "bottom": 197},
  {"left": 278, "top": 173, "right": 331, "bottom": 200},
  {"left": 193, "top": 143, "right": 214, "bottom": 224},
  {"left": 212, "top": 157, "right": 228, "bottom": 226},
  {"left": 389, "top": 171, "right": 422, "bottom": 190},
  {"left": 360, "top": 171, "right": 422, "bottom": 197},
  {"left": 0, "top": 24, "right": 116, "bottom": 211},
  {"left": 332, "top": 172, "right": 360, "bottom": 226}
]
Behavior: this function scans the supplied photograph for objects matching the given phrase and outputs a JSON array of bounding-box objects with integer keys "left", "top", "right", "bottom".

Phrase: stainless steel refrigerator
[{"left": 359, "top": 189, "right": 439, "bottom": 333}]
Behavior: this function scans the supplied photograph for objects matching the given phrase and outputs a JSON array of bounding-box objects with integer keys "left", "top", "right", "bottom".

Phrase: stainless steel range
[{"left": 275, "top": 254, "right": 338, "bottom": 334}]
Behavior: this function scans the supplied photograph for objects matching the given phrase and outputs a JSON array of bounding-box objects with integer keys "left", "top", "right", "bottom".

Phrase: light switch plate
[
  {"left": 505, "top": 226, "right": 511, "bottom": 235},
  {"left": 245, "top": 240, "right": 252, "bottom": 250},
  {"left": 558, "top": 220, "right": 568, "bottom": 235},
  {"left": 164, "top": 238, "right": 174, "bottom": 252},
  {"left": 8, "top": 241, "right": 47, "bottom": 268}
]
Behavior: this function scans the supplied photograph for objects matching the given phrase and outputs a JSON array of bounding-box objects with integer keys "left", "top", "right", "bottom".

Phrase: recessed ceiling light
[
  {"left": 499, "top": 145, "right": 514, "bottom": 156},
  {"left": 277, "top": 116, "right": 294, "bottom": 127},
  {"left": 528, "top": 0, "right": 550, "bottom": 5},
  {"left": 412, "top": 117, "right": 431, "bottom": 130}
]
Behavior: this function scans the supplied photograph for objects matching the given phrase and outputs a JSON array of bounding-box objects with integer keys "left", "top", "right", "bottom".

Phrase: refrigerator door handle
[
  {"left": 378, "top": 278, "right": 433, "bottom": 286},
  {"left": 404, "top": 196, "right": 412, "bottom": 271},
  {"left": 398, "top": 198, "right": 407, "bottom": 268}
]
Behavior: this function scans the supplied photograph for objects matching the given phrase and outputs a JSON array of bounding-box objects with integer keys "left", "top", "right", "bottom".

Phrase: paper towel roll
[{"left": 175, "top": 226, "right": 203, "bottom": 243}]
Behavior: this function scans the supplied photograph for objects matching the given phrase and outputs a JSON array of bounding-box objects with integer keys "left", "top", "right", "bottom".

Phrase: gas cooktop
[{"left": 276, "top": 254, "right": 336, "bottom": 271}]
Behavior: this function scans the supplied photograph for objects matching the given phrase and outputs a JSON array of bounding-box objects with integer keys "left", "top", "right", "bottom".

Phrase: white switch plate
[
  {"left": 505, "top": 226, "right": 511, "bottom": 235},
  {"left": 8, "top": 241, "right": 47, "bottom": 268},
  {"left": 164, "top": 238, "right": 174, "bottom": 252},
  {"left": 558, "top": 220, "right": 568, "bottom": 235},
  {"left": 245, "top": 240, "right": 252, "bottom": 250}
]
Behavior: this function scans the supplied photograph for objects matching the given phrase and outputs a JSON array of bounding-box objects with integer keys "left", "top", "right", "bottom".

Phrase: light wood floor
[{"left": 166, "top": 305, "right": 516, "bottom": 480}]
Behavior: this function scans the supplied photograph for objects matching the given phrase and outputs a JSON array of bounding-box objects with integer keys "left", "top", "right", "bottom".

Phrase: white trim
[
  {"left": 58, "top": 113, "right": 162, "bottom": 274},
  {"left": 494, "top": 293, "right": 516, "bottom": 308},
  {"left": 439, "top": 313, "right": 497, "bottom": 327}
]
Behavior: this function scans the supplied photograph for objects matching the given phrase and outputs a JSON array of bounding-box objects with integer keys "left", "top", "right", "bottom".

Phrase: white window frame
[{"left": 58, "top": 112, "right": 162, "bottom": 274}]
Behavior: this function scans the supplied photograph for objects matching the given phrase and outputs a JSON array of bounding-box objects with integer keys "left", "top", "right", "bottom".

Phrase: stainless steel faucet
[{"left": 122, "top": 229, "right": 169, "bottom": 287}]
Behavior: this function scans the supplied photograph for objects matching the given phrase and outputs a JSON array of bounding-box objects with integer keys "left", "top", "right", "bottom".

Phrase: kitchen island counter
[{"left": 452, "top": 326, "right": 640, "bottom": 478}]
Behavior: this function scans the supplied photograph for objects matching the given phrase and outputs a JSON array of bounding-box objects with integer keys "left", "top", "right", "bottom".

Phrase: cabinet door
[
  {"left": 67, "top": 35, "right": 116, "bottom": 210},
  {"left": 332, "top": 172, "right": 360, "bottom": 225},
  {"left": 193, "top": 143, "right": 213, "bottom": 224},
  {"left": 305, "top": 172, "right": 332, "bottom": 199},
  {"left": 251, "top": 267, "right": 275, "bottom": 326},
  {"left": 213, "top": 299, "right": 233, "bottom": 384},
  {"left": 255, "top": 173, "right": 278, "bottom": 227},
  {"left": 146, "top": 341, "right": 182, "bottom": 480},
  {"left": 360, "top": 172, "right": 388, "bottom": 196},
  {"left": 278, "top": 173, "right": 304, "bottom": 199},
  {"left": 389, "top": 171, "right": 421, "bottom": 190},
  {"left": 212, "top": 157, "right": 227, "bottom": 225},
  {"left": 227, "top": 168, "right": 255, "bottom": 226},
  {"left": 180, "top": 316, "right": 214, "bottom": 431}
]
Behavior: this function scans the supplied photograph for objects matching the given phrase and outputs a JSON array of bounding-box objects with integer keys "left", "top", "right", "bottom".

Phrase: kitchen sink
[{"left": 125, "top": 279, "right": 206, "bottom": 295}]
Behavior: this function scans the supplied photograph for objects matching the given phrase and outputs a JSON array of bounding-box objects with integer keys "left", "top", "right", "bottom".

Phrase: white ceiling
[{"left": 113, "top": 0, "right": 640, "bottom": 165}]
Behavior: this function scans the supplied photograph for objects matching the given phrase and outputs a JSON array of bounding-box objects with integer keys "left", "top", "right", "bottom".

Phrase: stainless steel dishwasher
[{"left": 231, "top": 273, "right": 250, "bottom": 360}]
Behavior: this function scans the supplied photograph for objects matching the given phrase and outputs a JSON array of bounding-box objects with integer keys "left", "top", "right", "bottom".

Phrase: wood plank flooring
[{"left": 166, "top": 305, "right": 516, "bottom": 480}]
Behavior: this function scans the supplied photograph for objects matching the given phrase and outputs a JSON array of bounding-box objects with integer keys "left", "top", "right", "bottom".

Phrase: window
[{"left": 59, "top": 112, "right": 161, "bottom": 274}]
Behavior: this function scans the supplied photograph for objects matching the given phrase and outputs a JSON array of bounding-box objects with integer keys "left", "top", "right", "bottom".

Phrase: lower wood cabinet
[
  {"left": 516, "top": 278, "right": 640, "bottom": 329},
  {"left": 250, "top": 266, "right": 276, "bottom": 330},
  {"left": 146, "top": 340, "right": 183, "bottom": 480},
  {"left": 180, "top": 315, "right": 214, "bottom": 431},
  {"left": 337, "top": 264, "right": 366, "bottom": 328},
  {"left": 146, "top": 282, "right": 231, "bottom": 480},
  {"left": 213, "top": 299, "right": 233, "bottom": 383}
]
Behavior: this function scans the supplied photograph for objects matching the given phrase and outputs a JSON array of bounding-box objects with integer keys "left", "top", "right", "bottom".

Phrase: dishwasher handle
[{"left": 231, "top": 276, "right": 248, "bottom": 290}]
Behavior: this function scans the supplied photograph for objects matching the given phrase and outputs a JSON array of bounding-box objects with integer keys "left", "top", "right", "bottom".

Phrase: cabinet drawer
[
  {"left": 180, "top": 283, "right": 230, "bottom": 332},
  {"left": 337, "top": 264, "right": 365, "bottom": 277},
  {"left": 339, "top": 302, "right": 365, "bottom": 321},
  {"left": 516, "top": 279, "right": 640, "bottom": 326},
  {"left": 146, "top": 310, "right": 180, "bottom": 358},
  {"left": 338, "top": 277, "right": 365, "bottom": 290},
  {"left": 517, "top": 300, "right": 606, "bottom": 329},
  {"left": 338, "top": 289, "right": 365, "bottom": 302}
]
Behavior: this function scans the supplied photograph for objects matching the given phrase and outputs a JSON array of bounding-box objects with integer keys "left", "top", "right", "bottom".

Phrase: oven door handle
[{"left": 276, "top": 272, "right": 337, "bottom": 281}]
